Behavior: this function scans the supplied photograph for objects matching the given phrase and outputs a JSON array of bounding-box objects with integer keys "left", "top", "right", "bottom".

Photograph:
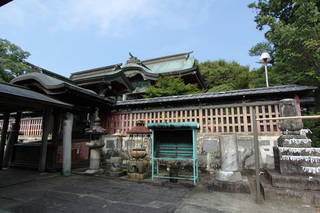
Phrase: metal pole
[
  {"left": 151, "top": 130, "right": 154, "bottom": 180},
  {"left": 264, "top": 64, "right": 269, "bottom": 87},
  {"left": 252, "top": 107, "right": 262, "bottom": 202}
]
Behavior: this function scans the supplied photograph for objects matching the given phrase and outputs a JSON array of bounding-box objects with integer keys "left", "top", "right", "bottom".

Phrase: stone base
[
  {"left": 128, "top": 172, "right": 148, "bottom": 180},
  {"left": 208, "top": 176, "right": 250, "bottom": 193},
  {"left": 260, "top": 173, "right": 320, "bottom": 205},
  {"left": 105, "top": 170, "right": 127, "bottom": 177},
  {"left": 266, "top": 169, "right": 320, "bottom": 190},
  {"left": 82, "top": 168, "right": 104, "bottom": 175},
  {"left": 215, "top": 171, "right": 242, "bottom": 182}
]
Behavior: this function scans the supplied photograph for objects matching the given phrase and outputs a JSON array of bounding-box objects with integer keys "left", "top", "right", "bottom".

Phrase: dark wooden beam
[
  {"left": 0, "top": 112, "right": 9, "bottom": 169},
  {"left": 3, "top": 112, "right": 21, "bottom": 168},
  {"left": 0, "top": 0, "right": 13, "bottom": 7},
  {"left": 51, "top": 110, "right": 62, "bottom": 171},
  {"left": 39, "top": 109, "right": 53, "bottom": 172}
]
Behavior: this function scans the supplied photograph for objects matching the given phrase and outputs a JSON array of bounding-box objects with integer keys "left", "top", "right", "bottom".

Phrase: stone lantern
[
  {"left": 84, "top": 108, "right": 106, "bottom": 175},
  {"left": 126, "top": 120, "right": 151, "bottom": 179}
]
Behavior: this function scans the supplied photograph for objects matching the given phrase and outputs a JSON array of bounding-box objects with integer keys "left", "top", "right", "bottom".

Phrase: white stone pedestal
[
  {"left": 84, "top": 140, "right": 104, "bottom": 175},
  {"left": 210, "top": 135, "right": 250, "bottom": 193},
  {"left": 216, "top": 135, "right": 241, "bottom": 182}
]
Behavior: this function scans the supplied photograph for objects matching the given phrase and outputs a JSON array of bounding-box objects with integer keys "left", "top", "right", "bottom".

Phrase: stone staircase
[
  {"left": 261, "top": 135, "right": 320, "bottom": 205},
  {"left": 275, "top": 135, "right": 320, "bottom": 176}
]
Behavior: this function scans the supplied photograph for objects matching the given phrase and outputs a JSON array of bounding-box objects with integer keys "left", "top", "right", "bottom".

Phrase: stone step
[
  {"left": 279, "top": 156, "right": 320, "bottom": 176},
  {"left": 301, "top": 166, "right": 320, "bottom": 176},
  {"left": 277, "top": 136, "right": 312, "bottom": 148},
  {"left": 260, "top": 174, "right": 320, "bottom": 205},
  {"left": 280, "top": 155, "right": 320, "bottom": 164},
  {"left": 265, "top": 169, "right": 320, "bottom": 190},
  {"left": 278, "top": 147, "right": 320, "bottom": 156}
]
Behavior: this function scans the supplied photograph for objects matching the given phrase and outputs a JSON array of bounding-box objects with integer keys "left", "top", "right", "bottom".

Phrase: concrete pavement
[{"left": 0, "top": 169, "right": 319, "bottom": 213}]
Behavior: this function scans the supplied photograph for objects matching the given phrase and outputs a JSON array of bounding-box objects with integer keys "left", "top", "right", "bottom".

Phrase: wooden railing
[
  {"left": 104, "top": 101, "right": 281, "bottom": 135},
  {"left": 0, "top": 117, "right": 43, "bottom": 136}
]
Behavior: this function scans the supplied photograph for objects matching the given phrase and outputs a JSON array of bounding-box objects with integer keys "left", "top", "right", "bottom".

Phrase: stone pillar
[
  {"left": 208, "top": 134, "right": 250, "bottom": 193},
  {"left": 62, "top": 112, "right": 73, "bottom": 176},
  {"left": 216, "top": 135, "right": 241, "bottom": 182},
  {"left": 88, "top": 143, "right": 102, "bottom": 171}
]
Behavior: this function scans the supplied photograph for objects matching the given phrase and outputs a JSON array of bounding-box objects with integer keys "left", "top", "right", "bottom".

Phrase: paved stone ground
[
  {"left": 0, "top": 169, "right": 319, "bottom": 213},
  {"left": 0, "top": 170, "right": 190, "bottom": 213},
  {"left": 176, "top": 186, "right": 320, "bottom": 213}
]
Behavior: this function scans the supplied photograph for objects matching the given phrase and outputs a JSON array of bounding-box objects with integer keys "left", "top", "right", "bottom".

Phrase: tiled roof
[
  {"left": 116, "top": 85, "right": 316, "bottom": 106},
  {"left": 11, "top": 72, "right": 115, "bottom": 105},
  {"left": 70, "top": 52, "right": 196, "bottom": 78},
  {"left": 0, "top": 83, "right": 73, "bottom": 109}
]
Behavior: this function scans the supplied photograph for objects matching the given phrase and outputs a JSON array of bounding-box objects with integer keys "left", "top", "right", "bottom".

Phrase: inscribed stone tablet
[
  {"left": 106, "top": 140, "right": 115, "bottom": 149},
  {"left": 237, "top": 137, "right": 254, "bottom": 149},
  {"left": 259, "top": 140, "right": 270, "bottom": 146},
  {"left": 203, "top": 139, "right": 219, "bottom": 152}
]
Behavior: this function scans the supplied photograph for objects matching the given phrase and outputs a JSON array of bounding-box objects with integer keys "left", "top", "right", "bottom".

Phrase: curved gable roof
[{"left": 11, "top": 72, "right": 115, "bottom": 106}]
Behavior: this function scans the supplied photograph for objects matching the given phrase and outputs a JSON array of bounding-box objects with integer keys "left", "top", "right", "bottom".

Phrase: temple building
[
  {"left": 0, "top": 52, "right": 317, "bottom": 176},
  {"left": 70, "top": 52, "right": 206, "bottom": 100}
]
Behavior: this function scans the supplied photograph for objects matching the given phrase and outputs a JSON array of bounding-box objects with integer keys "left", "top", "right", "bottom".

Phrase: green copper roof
[
  {"left": 144, "top": 56, "right": 195, "bottom": 74},
  {"left": 71, "top": 52, "right": 196, "bottom": 78},
  {"left": 147, "top": 122, "right": 200, "bottom": 129}
]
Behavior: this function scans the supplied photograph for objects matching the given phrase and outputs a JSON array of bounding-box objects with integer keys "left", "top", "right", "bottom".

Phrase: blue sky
[{"left": 0, "top": 0, "right": 266, "bottom": 77}]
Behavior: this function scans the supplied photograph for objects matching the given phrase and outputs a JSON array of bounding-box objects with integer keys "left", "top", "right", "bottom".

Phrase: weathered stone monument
[
  {"left": 84, "top": 108, "right": 105, "bottom": 175},
  {"left": 261, "top": 99, "right": 320, "bottom": 205},
  {"left": 208, "top": 135, "right": 250, "bottom": 193}
]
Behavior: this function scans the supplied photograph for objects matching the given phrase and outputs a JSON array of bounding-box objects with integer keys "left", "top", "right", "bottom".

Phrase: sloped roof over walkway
[
  {"left": 0, "top": 83, "right": 73, "bottom": 112},
  {"left": 11, "top": 72, "right": 115, "bottom": 108}
]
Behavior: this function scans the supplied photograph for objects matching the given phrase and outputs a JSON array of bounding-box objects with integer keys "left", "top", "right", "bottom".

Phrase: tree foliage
[
  {"left": 144, "top": 76, "right": 201, "bottom": 98},
  {"left": 249, "top": 0, "right": 320, "bottom": 86},
  {"left": 199, "top": 60, "right": 251, "bottom": 92},
  {"left": 304, "top": 112, "right": 320, "bottom": 147},
  {"left": 249, "top": 42, "right": 274, "bottom": 57},
  {"left": 249, "top": 1, "right": 320, "bottom": 147},
  {"left": 0, "top": 39, "right": 31, "bottom": 82}
]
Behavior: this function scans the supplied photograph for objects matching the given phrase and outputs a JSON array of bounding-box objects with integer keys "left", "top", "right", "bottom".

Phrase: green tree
[
  {"left": 249, "top": 42, "right": 274, "bottom": 57},
  {"left": 198, "top": 60, "right": 251, "bottom": 92},
  {"left": 0, "top": 39, "right": 31, "bottom": 82},
  {"left": 249, "top": 1, "right": 320, "bottom": 147},
  {"left": 304, "top": 112, "right": 320, "bottom": 147},
  {"left": 144, "top": 76, "right": 201, "bottom": 98},
  {"left": 249, "top": 0, "right": 320, "bottom": 86}
]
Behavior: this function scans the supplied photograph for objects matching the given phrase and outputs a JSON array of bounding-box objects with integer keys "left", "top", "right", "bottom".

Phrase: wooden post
[
  {"left": 51, "top": 111, "right": 61, "bottom": 170},
  {"left": 39, "top": 109, "right": 53, "bottom": 172},
  {"left": 0, "top": 112, "right": 10, "bottom": 169},
  {"left": 252, "top": 107, "right": 262, "bottom": 203},
  {"left": 3, "top": 112, "right": 22, "bottom": 168}
]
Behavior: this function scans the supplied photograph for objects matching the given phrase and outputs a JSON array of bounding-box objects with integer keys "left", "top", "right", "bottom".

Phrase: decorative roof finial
[{"left": 127, "top": 52, "right": 141, "bottom": 64}]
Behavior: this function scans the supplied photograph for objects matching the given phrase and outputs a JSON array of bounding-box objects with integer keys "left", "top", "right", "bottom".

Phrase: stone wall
[
  {"left": 197, "top": 134, "right": 278, "bottom": 172},
  {"left": 102, "top": 132, "right": 279, "bottom": 172}
]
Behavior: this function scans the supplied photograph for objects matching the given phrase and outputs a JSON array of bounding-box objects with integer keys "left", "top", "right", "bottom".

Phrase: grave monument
[{"left": 261, "top": 99, "right": 320, "bottom": 205}]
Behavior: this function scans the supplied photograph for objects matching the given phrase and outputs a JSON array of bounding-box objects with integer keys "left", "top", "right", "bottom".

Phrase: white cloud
[
  {"left": 1, "top": 0, "right": 215, "bottom": 36},
  {"left": 54, "top": 0, "right": 157, "bottom": 35}
]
